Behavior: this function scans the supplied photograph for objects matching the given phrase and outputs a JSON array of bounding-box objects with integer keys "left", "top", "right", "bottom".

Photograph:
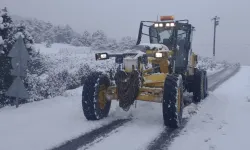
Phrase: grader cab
[{"left": 82, "top": 16, "right": 208, "bottom": 128}]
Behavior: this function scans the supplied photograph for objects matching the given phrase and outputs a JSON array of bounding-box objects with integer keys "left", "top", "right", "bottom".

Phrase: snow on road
[
  {"left": 0, "top": 87, "right": 125, "bottom": 150},
  {"left": 168, "top": 66, "right": 250, "bottom": 150},
  {"left": 79, "top": 101, "right": 164, "bottom": 150},
  {"left": 77, "top": 66, "right": 239, "bottom": 150}
]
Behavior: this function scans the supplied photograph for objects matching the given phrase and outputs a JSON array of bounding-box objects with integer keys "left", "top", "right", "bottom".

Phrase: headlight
[
  {"left": 154, "top": 23, "right": 159, "bottom": 27},
  {"left": 100, "top": 53, "right": 107, "bottom": 59},
  {"left": 170, "top": 23, "right": 175, "bottom": 26},
  {"left": 155, "top": 52, "right": 163, "bottom": 58},
  {"left": 95, "top": 53, "right": 109, "bottom": 60},
  {"left": 159, "top": 23, "right": 163, "bottom": 27},
  {"left": 166, "top": 23, "right": 170, "bottom": 27}
]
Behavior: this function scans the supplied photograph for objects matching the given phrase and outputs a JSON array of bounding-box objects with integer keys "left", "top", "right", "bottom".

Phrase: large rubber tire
[
  {"left": 193, "top": 69, "right": 205, "bottom": 103},
  {"left": 82, "top": 72, "right": 111, "bottom": 120},
  {"left": 203, "top": 70, "right": 208, "bottom": 97},
  {"left": 163, "top": 74, "right": 184, "bottom": 128}
]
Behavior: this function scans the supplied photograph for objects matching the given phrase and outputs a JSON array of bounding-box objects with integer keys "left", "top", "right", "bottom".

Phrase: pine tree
[
  {"left": 0, "top": 7, "right": 37, "bottom": 105},
  {"left": 0, "top": 7, "right": 15, "bottom": 105}
]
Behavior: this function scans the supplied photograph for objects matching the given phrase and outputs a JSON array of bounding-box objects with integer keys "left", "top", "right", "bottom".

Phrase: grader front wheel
[
  {"left": 162, "top": 74, "right": 184, "bottom": 128},
  {"left": 82, "top": 72, "right": 111, "bottom": 120}
]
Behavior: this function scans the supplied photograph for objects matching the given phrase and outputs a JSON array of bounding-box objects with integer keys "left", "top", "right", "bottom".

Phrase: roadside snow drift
[{"left": 169, "top": 66, "right": 250, "bottom": 150}]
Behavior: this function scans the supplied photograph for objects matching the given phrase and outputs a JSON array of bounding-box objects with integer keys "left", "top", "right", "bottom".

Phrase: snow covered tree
[
  {"left": 0, "top": 7, "right": 40, "bottom": 105},
  {"left": 106, "top": 38, "right": 118, "bottom": 50},
  {"left": 91, "top": 30, "right": 108, "bottom": 50},
  {"left": 70, "top": 37, "right": 82, "bottom": 46},
  {"left": 12, "top": 17, "right": 92, "bottom": 46},
  {"left": 118, "top": 36, "right": 136, "bottom": 50},
  {"left": 52, "top": 25, "right": 76, "bottom": 44},
  {"left": 82, "top": 30, "right": 91, "bottom": 47},
  {"left": 0, "top": 7, "right": 16, "bottom": 105}
]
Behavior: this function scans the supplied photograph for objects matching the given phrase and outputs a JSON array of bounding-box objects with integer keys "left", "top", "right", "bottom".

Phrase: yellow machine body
[
  {"left": 105, "top": 48, "right": 172, "bottom": 103},
  {"left": 104, "top": 47, "right": 198, "bottom": 104}
]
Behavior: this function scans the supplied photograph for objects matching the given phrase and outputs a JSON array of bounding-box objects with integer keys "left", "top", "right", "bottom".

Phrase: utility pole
[{"left": 212, "top": 16, "right": 220, "bottom": 58}]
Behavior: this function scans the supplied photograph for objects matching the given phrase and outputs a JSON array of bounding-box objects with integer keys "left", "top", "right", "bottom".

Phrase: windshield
[
  {"left": 159, "top": 29, "right": 173, "bottom": 43},
  {"left": 149, "top": 27, "right": 174, "bottom": 44}
]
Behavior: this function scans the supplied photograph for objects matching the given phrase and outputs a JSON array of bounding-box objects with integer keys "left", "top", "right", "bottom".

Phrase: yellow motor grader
[{"left": 82, "top": 16, "right": 208, "bottom": 128}]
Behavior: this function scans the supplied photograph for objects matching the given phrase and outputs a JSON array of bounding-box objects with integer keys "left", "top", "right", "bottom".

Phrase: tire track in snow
[
  {"left": 145, "top": 119, "right": 189, "bottom": 150},
  {"left": 50, "top": 119, "right": 130, "bottom": 150},
  {"left": 146, "top": 65, "right": 240, "bottom": 150}
]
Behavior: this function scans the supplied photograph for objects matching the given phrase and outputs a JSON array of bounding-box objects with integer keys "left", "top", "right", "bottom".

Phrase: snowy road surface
[
  {"left": 0, "top": 65, "right": 240, "bottom": 150},
  {"left": 168, "top": 66, "right": 250, "bottom": 150},
  {"left": 76, "top": 65, "right": 239, "bottom": 150}
]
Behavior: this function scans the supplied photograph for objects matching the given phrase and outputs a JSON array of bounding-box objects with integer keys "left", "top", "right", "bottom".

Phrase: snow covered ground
[
  {"left": 76, "top": 66, "right": 239, "bottom": 150},
  {"left": 0, "top": 43, "right": 237, "bottom": 150},
  {"left": 169, "top": 66, "right": 250, "bottom": 150},
  {"left": 0, "top": 66, "right": 235, "bottom": 150},
  {"left": 0, "top": 87, "right": 123, "bottom": 150}
]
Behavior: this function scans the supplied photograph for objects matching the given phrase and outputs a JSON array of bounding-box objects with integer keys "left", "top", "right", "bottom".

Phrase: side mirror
[{"left": 95, "top": 53, "right": 109, "bottom": 60}]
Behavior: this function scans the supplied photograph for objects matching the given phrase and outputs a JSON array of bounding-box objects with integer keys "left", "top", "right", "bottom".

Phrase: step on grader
[{"left": 82, "top": 16, "right": 208, "bottom": 128}]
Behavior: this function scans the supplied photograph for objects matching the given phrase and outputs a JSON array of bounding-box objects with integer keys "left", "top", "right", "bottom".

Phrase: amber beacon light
[{"left": 160, "top": 16, "right": 174, "bottom": 21}]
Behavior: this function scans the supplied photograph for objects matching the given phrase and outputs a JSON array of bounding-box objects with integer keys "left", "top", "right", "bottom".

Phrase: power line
[{"left": 212, "top": 16, "right": 220, "bottom": 57}]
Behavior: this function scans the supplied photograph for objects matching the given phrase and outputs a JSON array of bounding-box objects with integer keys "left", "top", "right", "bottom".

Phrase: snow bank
[
  {"left": 169, "top": 66, "right": 250, "bottom": 150},
  {"left": 197, "top": 56, "right": 232, "bottom": 75}
]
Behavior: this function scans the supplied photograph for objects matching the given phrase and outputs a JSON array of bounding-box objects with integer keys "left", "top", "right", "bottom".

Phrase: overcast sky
[{"left": 1, "top": 0, "right": 250, "bottom": 65}]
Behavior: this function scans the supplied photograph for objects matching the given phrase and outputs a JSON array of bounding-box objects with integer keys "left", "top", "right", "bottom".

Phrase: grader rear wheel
[
  {"left": 203, "top": 70, "right": 208, "bottom": 97},
  {"left": 193, "top": 69, "right": 207, "bottom": 103},
  {"left": 82, "top": 72, "right": 111, "bottom": 120},
  {"left": 162, "top": 74, "right": 184, "bottom": 128}
]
